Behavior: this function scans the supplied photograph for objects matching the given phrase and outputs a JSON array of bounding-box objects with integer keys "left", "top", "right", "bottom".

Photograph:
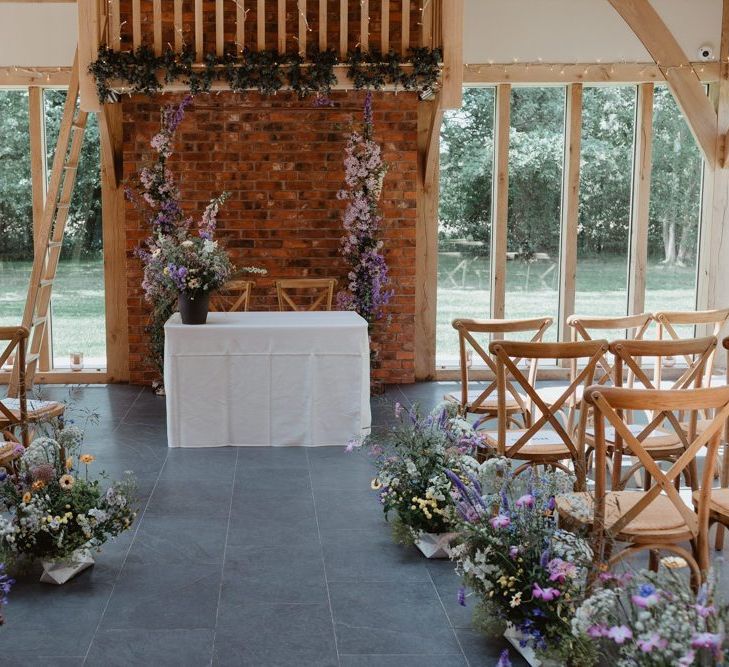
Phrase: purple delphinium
[{"left": 0, "top": 563, "right": 14, "bottom": 625}]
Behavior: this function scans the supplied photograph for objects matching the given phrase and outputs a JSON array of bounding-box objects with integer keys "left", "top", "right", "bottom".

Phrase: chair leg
[
  {"left": 716, "top": 521, "right": 726, "bottom": 552},
  {"left": 648, "top": 549, "right": 660, "bottom": 571}
]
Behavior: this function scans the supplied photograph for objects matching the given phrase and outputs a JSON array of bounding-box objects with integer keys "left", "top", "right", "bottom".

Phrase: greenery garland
[{"left": 89, "top": 46, "right": 441, "bottom": 103}]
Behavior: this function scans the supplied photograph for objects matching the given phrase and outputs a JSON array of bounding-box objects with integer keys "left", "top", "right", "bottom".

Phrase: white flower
[{"left": 181, "top": 240, "right": 194, "bottom": 248}]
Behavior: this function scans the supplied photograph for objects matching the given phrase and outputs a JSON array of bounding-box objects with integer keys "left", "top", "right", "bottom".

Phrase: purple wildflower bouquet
[
  {"left": 573, "top": 568, "right": 729, "bottom": 666},
  {"left": 336, "top": 92, "right": 393, "bottom": 324},
  {"left": 0, "top": 562, "right": 13, "bottom": 625},
  {"left": 447, "top": 460, "right": 595, "bottom": 665}
]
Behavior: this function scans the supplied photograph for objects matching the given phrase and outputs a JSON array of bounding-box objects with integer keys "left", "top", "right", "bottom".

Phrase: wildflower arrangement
[
  {"left": 447, "top": 459, "right": 595, "bottom": 666},
  {"left": 352, "top": 402, "right": 485, "bottom": 545},
  {"left": 336, "top": 92, "right": 393, "bottom": 324},
  {"left": 0, "top": 562, "right": 12, "bottom": 625},
  {"left": 0, "top": 426, "right": 137, "bottom": 564},
  {"left": 573, "top": 568, "right": 729, "bottom": 666}
]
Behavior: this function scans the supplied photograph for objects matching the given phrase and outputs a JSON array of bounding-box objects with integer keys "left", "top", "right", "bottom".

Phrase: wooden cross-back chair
[
  {"left": 276, "top": 279, "right": 336, "bottom": 312},
  {"left": 557, "top": 385, "right": 729, "bottom": 585},
  {"left": 444, "top": 317, "right": 552, "bottom": 423},
  {"left": 0, "top": 327, "right": 29, "bottom": 451},
  {"left": 605, "top": 337, "right": 718, "bottom": 491},
  {"left": 481, "top": 339, "right": 608, "bottom": 488},
  {"left": 710, "top": 336, "right": 729, "bottom": 551},
  {"left": 653, "top": 308, "right": 729, "bottom": 389},
  {"left": 567, "top": 313, "right": 654, "bottom": 387},
  {"left": 210, "top": 280, "right": 255, "bottom": 312}
]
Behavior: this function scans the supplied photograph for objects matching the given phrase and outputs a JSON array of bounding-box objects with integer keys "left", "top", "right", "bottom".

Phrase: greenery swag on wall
[{"left": 89, "top": 46, "right": 442, "bottom": 103}]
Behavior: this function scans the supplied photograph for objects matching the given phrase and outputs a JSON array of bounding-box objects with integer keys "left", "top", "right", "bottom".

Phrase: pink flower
[
  {"left": 490, "top": 514, "right": 511, "bottom": 529},
  {"left": 607, "top": 625, "right": 633, "bottom": 644},
  {"left": 637, "top": 633, "right": 667, "bottom": 653},
  {"left": 587, "top": 625, "right": 607, "bottom": 638},
  {"left": 691, "top": 632, "right": 722, "bottom": 650},
  {"left": 532, "top": 583, "right": 560, "bottom": 601},
  {"left": 694, "top": 603, "right": 716, "bottom": 618},
  {"left": 547, "top": 558, "right": 577, "bottom": 583},
  {"left": 678, "top": 651, "right": 696, "bottom": 666},
  {"left": 515, "top": 494, "right": 535, "bottom": 508}
]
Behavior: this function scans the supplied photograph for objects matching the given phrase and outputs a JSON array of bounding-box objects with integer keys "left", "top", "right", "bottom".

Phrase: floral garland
[
  {"left": 336, "top": 92, "right": 393, "bottom": 324},
  {"left": 89, "top": 46, "right": 441, "bottom": 104}
]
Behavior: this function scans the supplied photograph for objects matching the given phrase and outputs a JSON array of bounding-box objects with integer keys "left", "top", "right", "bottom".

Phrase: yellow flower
[
  {"left": 79, "top": 454, "right": 95, "bottom": 464},
  {"left": 22, "top": 492, "right": 32, "bottom": 504},
  {"left": 59, "top": 474, "right": 75, "bottom": 490},
  {"left": 65, "top": 457, "right": 74, "bottom": 471},
  {"left": 31, "top": 480, "right": 45, "bottom": 491}
]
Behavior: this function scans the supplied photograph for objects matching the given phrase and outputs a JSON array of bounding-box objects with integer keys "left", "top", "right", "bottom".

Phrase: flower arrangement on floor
[
  {"left": 0, "top": 425, "right": 137, "bottom": 574},
  {"left": 336, "top": 92, "right": 393, "bottom": 328},
  {"left": 0, "top": 562, "right": 12, "bottom": 625},
  {"left": 572, "top": 568, "right": 729, "bottom": 666},
  {"left": 351, "top": 402, "right": 484, "bottom": 550},
  {"left": 447, "top": 458, "right": 595, "bottom": 666}
]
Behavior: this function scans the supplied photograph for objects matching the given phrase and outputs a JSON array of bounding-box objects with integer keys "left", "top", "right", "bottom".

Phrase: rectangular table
[{"left": 164, "top": 311, "right": 371, "bottom": 447}]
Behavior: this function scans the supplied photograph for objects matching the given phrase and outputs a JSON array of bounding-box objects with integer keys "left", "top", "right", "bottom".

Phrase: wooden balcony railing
[{"left": 76, "top": 0, "right": 463, "bottom": 111}]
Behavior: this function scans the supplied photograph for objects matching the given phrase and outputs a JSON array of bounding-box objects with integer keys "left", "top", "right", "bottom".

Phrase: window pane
[
  {"left": 506, "top": 87, "right": 565, "bottom": 340},
  {"left": 0, "top": 91, "right": 33, "bottom": 331},
  {"left": 437, "top": 87, "right": 494, "bottom": 366},
  {"left": 43, "top": 90, "right": 106, "bottom": 369},
  {"left": 575, "top": 86, "right": 636, "bottom": 320},
  {"left": 645, "top": 85, "right": 702, "bottom": 338}
]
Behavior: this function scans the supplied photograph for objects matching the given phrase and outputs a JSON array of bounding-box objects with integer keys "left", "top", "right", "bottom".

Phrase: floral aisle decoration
[
  {"left": 0, "top": 425, "right": 137, "bottom": 585},
  {"left": 0, "top": 562, "right": 12, "bottom": 625},
  {"left": 336, "top": 92, "right": 393, "bottom": 335},
  {"left": 447, "top": 458, "right": 595, "bottom": 666},
  {"left": 350, "top": 401, "right": 484, "bottom": 556},
  {"left": 573, "top": 568, "right": 729, "bottom": 666}
]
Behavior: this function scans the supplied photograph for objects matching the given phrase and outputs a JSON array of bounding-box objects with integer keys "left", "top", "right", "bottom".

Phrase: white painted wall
[
  {"left": 0, "top": 0, "right": 722, "bottom": 67},
  {"left": 464, "top": 0, "right": 722, "bottom": 64}
]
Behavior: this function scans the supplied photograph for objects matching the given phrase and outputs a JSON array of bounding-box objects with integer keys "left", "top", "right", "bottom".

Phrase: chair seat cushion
[
  {"left": 585, "top": 423, "right": 681, "bottom": 451},
  {"left": 444, "top": 389, "right": 526, "bottom": 411},
  {"left": 1, "top": 398, "right": 65, "bottom": 421},
  {"left": 482, "top": 429, "right": 574, "bottom": 459},
  {"left": 556, "top": 491, "right": 690, "bottom": 540},
  {"left": 535, "top": 384, "right": 583, "bottom": 406},
  {"left": 693, "top": 488, "right": 729, "bottom": 518}
]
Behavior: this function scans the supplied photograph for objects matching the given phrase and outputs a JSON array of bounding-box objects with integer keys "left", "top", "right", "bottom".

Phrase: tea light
[{"left": 70, "top": 352, "right": 84, "bottom": 372}]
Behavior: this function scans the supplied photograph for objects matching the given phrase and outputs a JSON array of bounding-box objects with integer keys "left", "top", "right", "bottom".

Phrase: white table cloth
[{"left": 164, "top": 311, "right": 371, "bottom": 447}]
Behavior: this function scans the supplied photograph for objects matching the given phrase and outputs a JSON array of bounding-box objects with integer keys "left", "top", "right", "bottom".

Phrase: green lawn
[
  {"left": 0, "top": 259, "right": 106, "bottom": 367},
  {"left": 437, "top": 253, "right": 698, "bottom": 363}
]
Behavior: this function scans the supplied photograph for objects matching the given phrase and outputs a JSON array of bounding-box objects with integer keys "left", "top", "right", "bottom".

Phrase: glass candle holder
[{"left": 70, "top": 352, "right": 84, "bottom": 372}]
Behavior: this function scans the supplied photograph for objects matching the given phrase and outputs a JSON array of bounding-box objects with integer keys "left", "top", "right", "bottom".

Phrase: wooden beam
[
  {"left": 381, "top": 0, "right": 389, "bottom": 52},
  {"left": 28, "top": 88, "right": 51, "bottom": 372},
  {"left": 77, "top": 0, "right": 101, "bottom": 111},
  {"left": 216, "top": 0, "right": 225, "bottom": 56},
  {"left": 236, "top": 0, "right": 245, "bottom": 52},
  {"left": 464, "top": 62, "right": 721, "bottom": 85},
  {"left": 608, "top": 0, "right": 718, "bottom": 168},
  {"left": 153, "top": 0, "right": 162, "bottom": 55},
  {"left": 360, "top": 0, "right": 369, "bottom": 51},
  {"left": 423, "top": 101, "right": 443, "bottom": 183},
  {"left": 100, "top": 104, "right": 130, "bottom": 382},
  {"left": 258, "top": 0, "right": 266, "bottom": 50},
  {"left": 298, "top": 0, "right": 307, "bottom": 55},
  {"left": 175, "top": 0, "right": 183, "bottom": 50},
  {"left": 420, "top": 0, "right": 432, "bottom": 48},
  {"left": 340, "top": 0, "right": 348, "bottom": 59},
  {"left": 0, "top": 67, "right": 71, "bottom": 86},
  {"left": 132, "top": 0, "right": 141, "bottom": 49},
  {"left": 440, "top": 0, "right": 463, "bottom": 108},
  {"left": 415, "top": 98, "right": 441, "bottom": 380},
  {"left": 278, "top": 0, "right": 286, "bottom": 52},
  {"left": 628, "top": 83, "right": 654, "bottom": 316},
  {"left": 195, "top": 0, "right": 204, "bottom": 60},
  {"left": 319, "top": 0, "right": 327, "bottom": 51},
  {"left": 109, "top": 0, "right": 120, "bottom": 51},
  {"left": 401, "top": 0, "right": 410, "bottom": 55},
  {"left": 490, "top": 83, "right": 510, "bottom": 319},
  {"left": 558, "top": 83, "right": 582, "bottom": 341}
]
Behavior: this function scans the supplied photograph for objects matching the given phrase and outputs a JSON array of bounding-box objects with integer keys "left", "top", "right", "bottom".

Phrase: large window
[
  {"left": 437, "top": 87, "right": 495, "bottom": 365},
  {"left": 0, "top": 88, "right": 103, "bottom": 371},
  {"left": 435, "top": 83, "right": 705, "bottom": 368}
]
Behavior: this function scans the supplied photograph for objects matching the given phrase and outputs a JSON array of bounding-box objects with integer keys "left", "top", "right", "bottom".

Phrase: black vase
[{"left": 178, "top": 291, "right": 210, "bottom": 325}]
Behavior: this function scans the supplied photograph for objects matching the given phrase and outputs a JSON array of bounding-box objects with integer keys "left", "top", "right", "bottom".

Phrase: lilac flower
[
  {"left": 509, "top": 546, "right": 519, "bottom": 559},
  {"left": 678, "top": 651, "right": 696, "bottom": 666},
  {"left": 631, "top": 583, "right": 659, "bottom": 608},
  {"left": 532, "top": 583, "right": 560, "bottom": 601},
  {"left": 690, "top": 632, "right": 722, "bottom": 651},
  {"left": 607, "top": 625, "right": 633, "bottom": 644},
  {"left": 515, "top": 494, "right": 535, "bottom": 509},
  {"left": 587, "top": 625, "right": 607, "bottom": 638},
  {"left": 496, "top": 649, "right": 512, "bottom": 667},
  {"left": 457, "top": 586, "right": 466, "bottom": 607},
  {"left": 490, "top": 514, "right": 511, "bottom": 529},
  {"left": 547, "top": 558, "right": 577, "bottom": 583},
  {"left": 345, "top": 439, "right": 359, "bottom": 453},
  {"left": 637, "top": 633, "right": 667, "bottom": 653}
]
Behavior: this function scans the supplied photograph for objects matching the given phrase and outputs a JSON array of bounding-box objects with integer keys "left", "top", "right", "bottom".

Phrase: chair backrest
[
  {"left": 451, "top": 317, "right": 552, "bottom": 412},
  {"left": 210, "top": 280, "right": 255, "bottom": 312},
  {"left": 276, "top": 279, "right": 336, "bottom": 312},
  {"left": 653, "top": 309, "right": 729, "bottom": 386},
  {"left": 585, "top": 384, "right": 729, "bottom": 571},
  {"left": 489, "top": 339, "right": 608, "bottom": 469},
  {"left": 568, "top": 313, "right": 653, "bottom": 387},
  {"left": 0, "top": 326, "right": 28, "bottom": 446}
]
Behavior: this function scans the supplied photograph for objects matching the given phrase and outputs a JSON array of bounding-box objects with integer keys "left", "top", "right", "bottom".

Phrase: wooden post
[
  {"left": 175, "top": 0, "right": 184, "bottom": 50},
  {"left": 490, "top": 84, "right": 510, "bottom": 319},
  {"left": 153, "top": 0, "right": 162, "bottom": 55},
  {"left": 216, "top": 0, "right": 225, "bottom": 56},
  {"left": 299, "top": 0, "right": 307, "bottom": 55},
  {"left": 28, "top": 88, "right": 51, "bottom": 372},
  {"left": 401, "top": 0, "right": 410, "bottom": 55},
  {"left": 340, "top": 0, "right": 348, "bottom": 59},
  {"left": 361, "top": 0, "right": 369, "bottom": 51},
  {"left": 415, "top": 97, "right": 441, "bottom": 380},
  {"left": 109, "top": 0, "right": 121, "bottom": 51},
  {"left": 319, "top": 0, "right": 327, "bottom": 51},
  {"left": 236, "top": 0, "right": 245, "bottom": 52},
  {"left": 132, "top": 0, "right": 141, "bottom": 49},
  {"left": 420, "top": 0, "right": 432, "bottom": 48},
  {"left": 278, "top": 0, "right": 286, "bottom": 52},
  {"left": 381, "top": 0, "right": 389, "bottom": 53},
  {"left": 195, "top": 0, "right": 204, "bottom": 60},
  {"left": 100, "top": 105, "right": 130, "bottom": 382},
  {"left": 258, "top": 0, "right": 266, "bottom": 50},
  {"left": 628, "top": 83, "right": 654, "bottom": 316},
  {"left": 440, "top": 0, "right": 463, "bottom": 108},
  {"left": 558, "top": 84, "right": 583, "bottom": 341},
  {"left": 77, "top": 0, "right": 102, "bottom": 111}
]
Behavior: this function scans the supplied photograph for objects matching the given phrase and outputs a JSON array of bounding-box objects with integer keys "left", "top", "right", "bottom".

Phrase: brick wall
[{"left": 122, "top": 90, "right": 418, "bottom": 386}]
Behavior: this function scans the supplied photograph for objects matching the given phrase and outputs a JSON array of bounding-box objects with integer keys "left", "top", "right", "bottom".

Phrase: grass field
[
  {"left": 437, "top": 253, "right": 698, "bottom": 363},
  {"left": 0, "top": 259, "right": 106, "bottom": 367}
]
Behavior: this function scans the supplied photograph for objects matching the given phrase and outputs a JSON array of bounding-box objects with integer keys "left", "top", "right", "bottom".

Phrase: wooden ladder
[{"left": 9, "top": 53, "right": 89, "bottom": 396}]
